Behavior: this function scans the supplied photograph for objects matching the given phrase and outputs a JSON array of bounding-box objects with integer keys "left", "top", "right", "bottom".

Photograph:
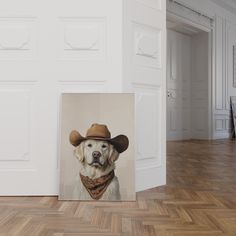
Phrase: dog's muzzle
[
  {"left": 89, "top": 151, "right": 102, "bottom": 167},
  {"left": 92, "top": 151, "right": 101, "bottom": 159}
]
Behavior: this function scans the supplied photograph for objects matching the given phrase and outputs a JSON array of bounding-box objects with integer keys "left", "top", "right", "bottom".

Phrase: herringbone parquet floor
[{"left": 0, "top": 140, "right": 236, "bottom": 236}]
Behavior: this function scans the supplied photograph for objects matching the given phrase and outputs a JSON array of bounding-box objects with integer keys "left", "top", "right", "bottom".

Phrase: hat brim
[
  {"left": 86, "top": 135, "right": 129, "bottom": 153},
  {"left": 108, "top": 135, "right": 129, "bottom": 153},
  {"left": 69, "top": 130, "right": 86, "bottom": 147},
  {"left": 70, "top": 131, "right": 129, "bottom": 153}
]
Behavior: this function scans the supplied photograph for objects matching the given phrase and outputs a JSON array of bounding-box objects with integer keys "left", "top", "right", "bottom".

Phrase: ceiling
[{"left": 211, "top": 0, "right": 236, "bottom": 14}]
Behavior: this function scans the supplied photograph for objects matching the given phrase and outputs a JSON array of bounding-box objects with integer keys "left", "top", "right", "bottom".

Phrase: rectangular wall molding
[
  {"left": 136, "top": 0, "right": 162, "bottom": 11},
  {"left": 58, "top": 80, "right": 106, "bottom": 93},
  {"left": 58, "top": 17, "right": 106, "bottom": 60},
  {"left": 133, "top": 84, "right": 162, "bottom": 170},
  {"left": 0, "top": 90, "right": 31, "bottom": 161},
  {"left": 233, "top": 45, "right": 236, "bottom": 87},
  {"left": 215, "top": 16, "right": 225, "bottom": 110},
  {"left": 133, "top": 22, "right": 162, "bottom": 69},
  {"left": 0, "top": 16, "right": 37, "bottom": 59}
]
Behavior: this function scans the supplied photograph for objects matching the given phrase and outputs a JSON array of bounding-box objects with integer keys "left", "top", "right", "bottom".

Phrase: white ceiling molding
[
  {"left": 167, "top": 0, "right": 214, "bottom": 30},
  {"left": 211, "top": 0, "right": 236, "bottom": 15},
  {"left": 167, "top": 20, "right": 201, "bottom": 36}
]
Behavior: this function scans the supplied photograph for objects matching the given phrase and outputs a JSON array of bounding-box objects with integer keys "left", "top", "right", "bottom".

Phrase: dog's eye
[
  {"left": 102, "top": 144, "right": 107, "bottom": 148},
  {"left": 87, "top": 144, "right": 92, "bottom": 147}
]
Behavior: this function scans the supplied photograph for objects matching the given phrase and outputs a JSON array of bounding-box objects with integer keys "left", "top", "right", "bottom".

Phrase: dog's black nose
[{"left": 92, "top": 151, "right": 101, "bottom": 159}]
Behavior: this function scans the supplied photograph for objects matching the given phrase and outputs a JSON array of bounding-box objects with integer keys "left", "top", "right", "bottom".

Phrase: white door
[
  {"left": 0, "top": 0, "right": 123, "bottom": 195},
  {"left": 123, "top": 0, "right": 167, "bottom": 190},
  {"left": 167, "top": 30, "right": 191, "bottom": 141}
]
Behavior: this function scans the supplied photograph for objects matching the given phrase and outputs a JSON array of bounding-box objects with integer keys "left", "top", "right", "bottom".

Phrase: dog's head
[{"left": 74, "top": 139, "right": 119, "bottom": 168}]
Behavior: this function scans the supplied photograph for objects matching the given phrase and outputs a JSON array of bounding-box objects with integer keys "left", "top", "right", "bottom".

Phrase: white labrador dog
[{"left": 73, "top": 139, "right": 121, "bottom": 201}]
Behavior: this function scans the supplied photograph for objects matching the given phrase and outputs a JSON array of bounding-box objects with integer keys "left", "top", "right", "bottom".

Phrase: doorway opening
[{"left": 166, "top": 16, "right": 212, "bottom": 141}]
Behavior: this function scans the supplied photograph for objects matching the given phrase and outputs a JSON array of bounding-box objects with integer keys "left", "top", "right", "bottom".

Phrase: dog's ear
[
  {"left": 108, "top": 144, "right": 119, "bottom": 164},
  {"left": 74, "top": 142, "right": 85, "bottom": 162}
]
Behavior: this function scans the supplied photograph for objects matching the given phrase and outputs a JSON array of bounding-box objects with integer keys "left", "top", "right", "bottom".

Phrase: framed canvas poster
[{"left": 59, "top": 93, "right": 135, "bottom": 201}]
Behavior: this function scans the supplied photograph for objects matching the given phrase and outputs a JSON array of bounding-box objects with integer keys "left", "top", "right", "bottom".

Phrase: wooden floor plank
[{"left": 0, "top": 139, "right": 236, "bottom": 235}]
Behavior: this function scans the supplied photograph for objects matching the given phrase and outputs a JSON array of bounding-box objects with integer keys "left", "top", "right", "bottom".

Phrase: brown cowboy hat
[{"left": 69, "top": 123, "right": 129, "bottom": 153}]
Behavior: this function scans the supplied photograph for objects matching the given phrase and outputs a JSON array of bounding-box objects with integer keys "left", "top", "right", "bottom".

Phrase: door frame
[{"left": 167, "top": 12, "right": 214, "bottom": 140}]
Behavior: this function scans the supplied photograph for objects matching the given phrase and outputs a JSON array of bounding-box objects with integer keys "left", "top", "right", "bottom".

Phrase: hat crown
[{"left": 86, "top": 123, "right": 111, "bottom": 139}]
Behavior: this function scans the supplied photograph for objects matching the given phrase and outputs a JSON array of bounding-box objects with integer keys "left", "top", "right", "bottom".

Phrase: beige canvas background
[{"left": 59, "top": 93, "right": 135, "bottom": 200}]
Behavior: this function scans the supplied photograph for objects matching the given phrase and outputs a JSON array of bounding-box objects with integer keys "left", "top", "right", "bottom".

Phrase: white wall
[
  {"left": 167, "top": 0, "right": 236, "bottom": 139},
  {"left": 0, "top": 0, "right": 124, "bottom": 195},
  {"left": 0, "top": 0, "right": 166, "bottom": 195}
]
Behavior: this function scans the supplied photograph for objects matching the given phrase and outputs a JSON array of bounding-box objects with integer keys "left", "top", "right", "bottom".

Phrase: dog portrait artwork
[
  {"left": 59, "top": 93, "right": 135, "bottom": 201},
  {"left": 69, "top": 124, "right": 129, "bottom": 200}
]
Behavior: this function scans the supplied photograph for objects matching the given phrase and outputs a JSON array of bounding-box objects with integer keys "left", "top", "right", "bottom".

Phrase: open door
[{"left": 123, "top": 0, "right": 166, "bottom": 191}]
